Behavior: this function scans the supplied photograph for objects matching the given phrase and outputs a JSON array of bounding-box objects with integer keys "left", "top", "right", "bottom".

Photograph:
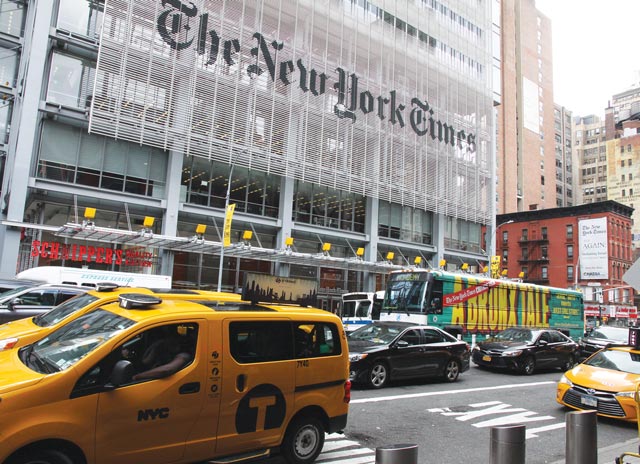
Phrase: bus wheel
[
  {"left": 368, "top": 361, "right": 389, "bottom": 388},
  {"left": 281, "top": 415, "right": 325, "bottom": 464},
  {"left": 521, "top": 356, "right": 536, "bottom": 375},
  {"left": 443, "top": 359, "right": 460, "bottom": 382}
]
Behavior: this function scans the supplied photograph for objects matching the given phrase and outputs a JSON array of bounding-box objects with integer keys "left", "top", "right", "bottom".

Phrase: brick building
[{"left": 493, "top": 201, "right": 636, "bottom": 325}]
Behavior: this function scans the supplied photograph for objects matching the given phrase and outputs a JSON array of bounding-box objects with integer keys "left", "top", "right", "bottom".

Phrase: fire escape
[{"left": 517, "top": 227, "right": 550, "bottom": 284}]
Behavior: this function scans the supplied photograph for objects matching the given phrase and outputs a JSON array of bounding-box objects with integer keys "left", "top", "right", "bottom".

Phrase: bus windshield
[{"left": 383, "top": 278, "right": 428, "bottom": 313}]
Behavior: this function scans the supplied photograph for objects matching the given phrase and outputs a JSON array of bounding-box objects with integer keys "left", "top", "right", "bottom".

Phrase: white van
[{"left": 16, "top": 266, "right": 172, "bottom": 288}]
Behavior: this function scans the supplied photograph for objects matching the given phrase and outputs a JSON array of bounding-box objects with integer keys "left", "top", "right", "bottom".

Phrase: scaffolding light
[
  {"left": 143, "top": 216, "right": 155, "bottom": 228},
  {"left": 439, "top": 259, "right": 447, "bottom": 268},
  {"left": 461, "top": 263, "right": 469, "bottom": 271},
  {"left": 386, "top": 251, "right": 395, "bottom": 261},
  {"left": 84, "top": 207, "right": 96, "bottom": 220},
  {"left": 322, "top": 243, "right": 331, "bottom": 252},
  {"left": 356, "top": 247, "right": 365, "bottom": 257},
  {"left": 195, "top": 224, "right": 207, "bottom": 235},
  {"left": 285, "top": 237, "right": 294, "bottom": 246},
  {"left": 501, "top": 269, "right": 508, "bottom": 276},
  {"left": 414, "top": 256, "right": 422, "bottom": 265},
  {"left": 242, "top": 230, "right": 253, "bottom": 241}
]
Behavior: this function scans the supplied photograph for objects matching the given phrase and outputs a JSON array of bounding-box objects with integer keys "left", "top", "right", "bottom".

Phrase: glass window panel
[
  {"left": 0, "top": 0, "right": 25, "bottom": 37},
  {"left": 40, "top": 121, "right": 78, "bottom": 164},
  {"left": 78, "top": 131, "right": 103, "bottom": 169},
  {"left": 0, "top": 46, "right": 18, "bottom": 86},
  {"left": 148, "top": 149, "right": 167, "bottom": 181},
  {"left": 126, "top": 146, "right": 150, "bottom": 178},
  {"left": 57, "top": 0, "right": 103, "bottom": 37},
  {"left": 47, "top": 53, "right": 84, "bottom": 107},
  {"left": 103, "top": 139, "right": 127, "bottom": 174}
]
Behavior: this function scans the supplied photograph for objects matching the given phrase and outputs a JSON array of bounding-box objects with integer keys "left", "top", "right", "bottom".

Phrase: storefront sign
[{"left": 30, "top": 240, "right": 153, "bottom": 267}]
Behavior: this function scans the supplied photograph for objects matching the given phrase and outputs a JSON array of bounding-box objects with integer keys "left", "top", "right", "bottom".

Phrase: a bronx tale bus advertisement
[{"left": 444, "top": 274, "right": 584, "bottom": 339}]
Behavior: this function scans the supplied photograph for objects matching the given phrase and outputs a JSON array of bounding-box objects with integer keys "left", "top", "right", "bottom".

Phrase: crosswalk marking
[
  {"left": 317, "top": 434, "right": 376, "bottom": 464},
  {"left": 429, "top": 401, "right": 564, "bottom": 440}
]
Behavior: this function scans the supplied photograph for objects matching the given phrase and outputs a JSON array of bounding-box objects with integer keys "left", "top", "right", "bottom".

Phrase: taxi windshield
[
  {"left": 20, "top": 309, "right": 134, "bottom": 374},
  {"left": 33, "top": 293, "right": 100, "bottom": 327},
  {"left": 583, "top": 349, "right": 640, "bottom": 374}
]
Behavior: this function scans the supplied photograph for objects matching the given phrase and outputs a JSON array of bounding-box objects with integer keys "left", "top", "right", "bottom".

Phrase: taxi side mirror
[{"left": 107, "top": 360, "right": 135, "bottom": 388}]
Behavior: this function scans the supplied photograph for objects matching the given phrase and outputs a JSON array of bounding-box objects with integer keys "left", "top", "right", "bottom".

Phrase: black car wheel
[
  {"left": 368, "top": 361, "right": 389, "bottom": 388},
  {"left": 7, "top": 449, "right": 74, "bottom": 464},
  {"left": 521, "top": 356, "right": 536, "bottom": 375},
  {"left": 442, "top": 359, "right": 460, "bottom": 382},
  {"left": 561, "top": 354, "right": 576, "bottom": 371},
  {"left": 281, "top": 415, "right": 325, "bottom": 464}
]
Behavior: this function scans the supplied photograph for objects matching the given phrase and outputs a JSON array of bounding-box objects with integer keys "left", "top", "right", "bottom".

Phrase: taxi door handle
[
  {"left": 179, "top": 382, "right": 201, "bottom": 395},
  {"left": 237, "top": 374, "right": 247, "bottom": 392}
]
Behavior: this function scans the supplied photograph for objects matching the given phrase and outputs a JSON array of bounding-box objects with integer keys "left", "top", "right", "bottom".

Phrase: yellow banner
[
  {"left": 490, "top": 255, "right": 501, "bottom": 279},
  {"left": 223, "top": 203, "right": 236, "bottom": 247}
]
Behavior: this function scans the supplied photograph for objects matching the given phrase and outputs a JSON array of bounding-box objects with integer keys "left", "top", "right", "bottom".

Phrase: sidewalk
[{"left": 549, "top": 438, "right": 640, "bottom": 463}]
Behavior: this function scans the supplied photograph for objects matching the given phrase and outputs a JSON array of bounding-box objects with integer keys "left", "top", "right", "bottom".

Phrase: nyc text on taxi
[{"left": 0, "top": 294, "right": 351, "bottom": 464}]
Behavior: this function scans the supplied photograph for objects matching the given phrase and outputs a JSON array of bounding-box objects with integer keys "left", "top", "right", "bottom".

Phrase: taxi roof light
[
  {"left": 118, "top": 293, "right": 163, "bottom": 309},
  {"left": 94, "top": 282, "right": 121, "bottom": 292}
]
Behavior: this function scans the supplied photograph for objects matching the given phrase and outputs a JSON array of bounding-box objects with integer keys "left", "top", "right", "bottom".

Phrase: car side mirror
[
  {"left": 7, "top": 298, "right": 22, "bottom": 311},
  {"left": 106, "top": 360, "right": 135, "bottom": 388},
  {"left": 395, "top": 340, "right": 409, "bottom": 348},
  {"left": 538, "top": 339, "right": 548, "bottom": 346}
]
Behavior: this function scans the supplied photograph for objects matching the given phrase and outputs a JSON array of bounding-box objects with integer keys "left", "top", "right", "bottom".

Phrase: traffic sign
[{"left": 623, "top": 259, "right": 640, "bottom": 292}]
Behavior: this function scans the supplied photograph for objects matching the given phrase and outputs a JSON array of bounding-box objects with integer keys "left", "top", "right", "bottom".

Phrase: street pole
[{"left": 217, "top": 164, "right": 234, "bottom": 292}]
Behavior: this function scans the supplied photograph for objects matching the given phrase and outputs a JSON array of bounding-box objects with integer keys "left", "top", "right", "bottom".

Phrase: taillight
[{"left": 343, "top": 380, "right": 351, "bottom": 403}]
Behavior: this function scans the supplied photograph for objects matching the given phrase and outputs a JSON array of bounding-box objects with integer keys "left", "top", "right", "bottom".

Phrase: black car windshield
[
  {"left": 348, "top": 324, "right": 403, "bottom": 344},
  {"left": 584, "top": 349, "right": 640, "bottom": 374},
  {"left": 588, "top": 327, "right": 628, "bottom": 342},
  {"left": 20, "top": 308, "right": 135, "bottom": 374},
  {"left": 493, "top": 328, "right": 535, "bottom": 343},
  {"left": 33, "top": 293, "right": 100, "bottom": 327}
]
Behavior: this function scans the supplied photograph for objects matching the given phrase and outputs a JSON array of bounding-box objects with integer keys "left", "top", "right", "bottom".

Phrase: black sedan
[
  {"left": 471, "top": 327, "right": 578, "bottom": 375},
  {"left": 579, "top": 326, "right": 629, "bottom": 360},
  {"left": 347, "top": 321, "right": 470, "bottom": 389}
]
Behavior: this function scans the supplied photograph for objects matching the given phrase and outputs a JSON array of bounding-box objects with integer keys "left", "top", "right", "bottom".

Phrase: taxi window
[
  {"left": 20, "top": 309, "right": 135, "bottom": 374},
  {"left": 294, "top": 322, "right": 341, "bottom": 357},
  {"left": 230, "top": 321, "right": 293, "bottom": 363},
  {"left": 33, "top": 293, "right": 100, "bottom": 327}
]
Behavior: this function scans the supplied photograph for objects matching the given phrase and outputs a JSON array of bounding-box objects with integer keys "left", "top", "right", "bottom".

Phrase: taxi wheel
[
  {"left": 521, "top": 356, "right": 536, "bottom": 375},
  {"left": 7, "top": 449, "right": 73, "bottom": 464},
  {"left": 443, "top": 359, "right": 460, "bottom": 382},
  {"left": 368, "top": 361, "right": 389, "bottom": 389},
  {"left": 561, "top": 355, "right": 576, "bottom": 371},
  {"left": 281, "top": 415, "right": 325, "bottom": 464}
]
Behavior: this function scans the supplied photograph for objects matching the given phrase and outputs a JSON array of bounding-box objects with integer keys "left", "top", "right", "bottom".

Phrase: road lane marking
[
  {"left": 526, "top": 422, "right": 566, "bottom": 439},
  {"left": 318, "top": 434, "right": 375, "bottom": 464},
  {"left": 350, "top": 381, "right": 555, "bottom": 404}
]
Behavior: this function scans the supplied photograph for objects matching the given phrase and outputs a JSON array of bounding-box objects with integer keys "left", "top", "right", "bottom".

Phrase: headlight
[
  {"left": 349, "top": 353, "right": 368, "bottom": 362},
  {"left": 615, "top": 391, "right": 636, "bottom": 398},
  {"left": 0, "top": 337, "right": 18, "bottom": 351},
  {"left": 558, "top": 374, "right": 573, "bottom": 387},
  {"left": 502, "top": 350, "right": 523, "bottom": 357},
  {"left": 472, "top": 345, "right": 480, "bottom": 352}
]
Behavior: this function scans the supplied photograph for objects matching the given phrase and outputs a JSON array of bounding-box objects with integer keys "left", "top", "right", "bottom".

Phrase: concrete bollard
[
  {"left": 375, "top": 443, "right": 418, "bottom": 464},
  {"left": 565, "top": 410, "right": 597, "bottom": 464},
  {"left": 490, "top": 424, "right": 526, "bottom": 464}
]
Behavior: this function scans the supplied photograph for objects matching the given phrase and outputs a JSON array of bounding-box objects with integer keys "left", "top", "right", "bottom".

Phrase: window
[
  {"left": 502, "top": 249, "right": 508, "bottom": 263},
  {"left": 566, "top": 225, "right": 573, "bottom": 240},
  {"left": 541, "top": 246, "right": 548, "bottom": 259},
  {"left": 502, "top": 230, "right": 508, "bottom": 244},
  {"left": 400, "top": 329, "right": 422, "bottom": 345},
  {"left": 541, "top": 266, "right": 548, "bottom": 279},
  {"left": 522, "top": 247, "right": 529, "bottom": 261},
  {"left": 294, "top": 322, "right": 341, "bottom": 357},
  {"left": 423, "top": 329, "right": 446, "bottom": 344},
  {"left": 622, "top": 160, "right": 626, "bottom": 167},
  {"left": 47, "top": 52, "right": 96, "bottom": 108},
  {"left": 521, "top": 229, "right": 528, "bottom": 241},
  {"left": 541, "top": 227, "right": 547, "bottom": 239},
  {"left": 567, "top": 266, "right": 574, "bottom": 281},
  {"left": 230, "top": 321, "right": 293, "bottom": 363},
  {"left": 567, "top": 245, "right": 573, "bottom": 259}
]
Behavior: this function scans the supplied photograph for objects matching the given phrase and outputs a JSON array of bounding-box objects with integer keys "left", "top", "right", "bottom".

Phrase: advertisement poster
[{"left": 579, "top": 217, "right": 608, "bottom": 280}]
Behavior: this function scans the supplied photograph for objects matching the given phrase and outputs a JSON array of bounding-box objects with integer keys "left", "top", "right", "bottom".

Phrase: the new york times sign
[{"left": 156, "top": 0, "right": 477, "bottom": 153}]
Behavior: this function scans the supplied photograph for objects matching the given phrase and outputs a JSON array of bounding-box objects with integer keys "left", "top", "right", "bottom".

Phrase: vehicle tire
[
  {"left": 443, "top": 359, "right": 460, "bottom": 382},
  {"left": 521, "top": 356, "right": 536, "bottom": 375},
  {"left": 281, "top": 415, "right": 325, "bottom": 464},
  {"left": 561, "top": 354, "right": 576, "bottom": 371},
  {"left": 368, "top": 361, "right": 389, "bottom": 389},
  {"left": 7, "top": 449, "right": 74, "bottom": 464}
]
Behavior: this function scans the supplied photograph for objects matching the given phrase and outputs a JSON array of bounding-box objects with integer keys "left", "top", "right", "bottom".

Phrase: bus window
[{"left": 427, "top": 280, "right": 444, "bottom": 315}]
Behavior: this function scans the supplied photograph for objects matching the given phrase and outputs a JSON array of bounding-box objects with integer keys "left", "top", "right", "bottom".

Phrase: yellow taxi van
[
  {"left": 0, "top": 294, "right": 351, "bottom": 464},
  {"left": 0, "top": 285, "right": 242, "bottom": 351}
]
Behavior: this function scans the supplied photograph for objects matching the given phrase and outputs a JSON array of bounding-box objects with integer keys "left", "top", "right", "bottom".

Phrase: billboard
[
  {"left": 578, "top": 217, "right": 608, "bottom": 280},
  {"left": 242, "top": 273, "right": 318, "bottom": 307}
]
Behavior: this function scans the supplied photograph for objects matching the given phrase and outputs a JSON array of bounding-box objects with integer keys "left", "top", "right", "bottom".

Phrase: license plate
[
  {"left": 482, "top": 355, "right": 491, "bottom": 362},
  {"left": 581, "top": 395, "right": 597, "bottom": 407}
]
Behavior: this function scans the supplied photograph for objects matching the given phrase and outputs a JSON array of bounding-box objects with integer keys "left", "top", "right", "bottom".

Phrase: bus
[
  {"left": 341, "top": 290, "right": 385, "bottom": 332},
  {"left": 379, "top": 269, "right": 584, "bottom": 341}
]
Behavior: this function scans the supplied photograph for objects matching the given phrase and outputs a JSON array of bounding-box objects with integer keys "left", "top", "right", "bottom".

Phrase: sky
[{"left": 535, "top": 0, "right": 640, "bottom": 118}]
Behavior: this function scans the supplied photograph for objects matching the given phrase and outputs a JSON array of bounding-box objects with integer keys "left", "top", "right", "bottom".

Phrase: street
[{"left": 264, "top": 365, "right": 639, "bottom": 464}]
